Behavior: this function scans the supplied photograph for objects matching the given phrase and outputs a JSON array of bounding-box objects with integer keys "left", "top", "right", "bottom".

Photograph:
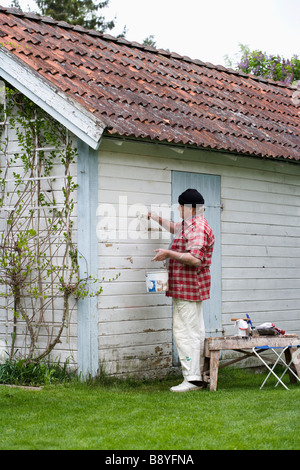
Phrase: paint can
[
  {"left": 235, "top": 319, "right": 249, "bottom": 337},
  {"left": 146, "top": 270, "right": 168, "bottom": 293}
]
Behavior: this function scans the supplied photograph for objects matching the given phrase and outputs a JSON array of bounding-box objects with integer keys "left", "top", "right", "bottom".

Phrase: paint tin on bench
[{"left": 146, "top": 270, "right": 168, "bottom": 293}]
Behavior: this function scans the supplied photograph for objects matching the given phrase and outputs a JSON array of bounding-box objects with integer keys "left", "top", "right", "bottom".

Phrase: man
[{"left": 148, "top": 189, "right": 215, "bottom": 392}]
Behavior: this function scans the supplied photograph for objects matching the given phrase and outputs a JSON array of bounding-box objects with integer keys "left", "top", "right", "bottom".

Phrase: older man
[{"left": 148, "top": 189, "right": 215, "bottom": 392}]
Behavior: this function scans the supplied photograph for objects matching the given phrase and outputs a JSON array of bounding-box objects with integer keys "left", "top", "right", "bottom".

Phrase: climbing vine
[{"left": 0, "top": 82, "right": 102, "bottom": 363}]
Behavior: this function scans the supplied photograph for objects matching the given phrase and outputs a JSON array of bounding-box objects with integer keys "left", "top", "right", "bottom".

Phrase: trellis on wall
[{"left": 0, "top": 81, "right": 101, "bottom": 365}]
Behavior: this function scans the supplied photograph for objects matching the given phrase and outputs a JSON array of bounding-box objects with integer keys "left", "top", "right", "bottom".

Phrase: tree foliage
[
  {"left": 35, "top": 0, "right": 115, "bottom": 31},
  {"left": 31, "top": 0, "right": 115, "bottom": 32},
  {"left": 229, "top": 44, "right": 300, "bottom": 85},
  {"left": 142, "top": 35, "right": 157, "bottom": 48}
]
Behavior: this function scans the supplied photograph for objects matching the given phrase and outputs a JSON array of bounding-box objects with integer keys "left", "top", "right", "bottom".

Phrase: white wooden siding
[
  {"left": 97, "top": 139, "right": 300, "bottom": 376},
  {"left": 97, "top": 149, "right": 173, "bottom": 377}
]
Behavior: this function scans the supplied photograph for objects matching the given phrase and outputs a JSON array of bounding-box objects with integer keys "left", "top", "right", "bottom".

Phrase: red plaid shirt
[{"left": 166, "top": 215, "right": 215, "bottom": 301}]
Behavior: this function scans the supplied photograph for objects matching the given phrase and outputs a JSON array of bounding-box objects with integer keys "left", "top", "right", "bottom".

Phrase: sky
[{"left": 1, "top": 0, "right": 299, "bottom": 66}]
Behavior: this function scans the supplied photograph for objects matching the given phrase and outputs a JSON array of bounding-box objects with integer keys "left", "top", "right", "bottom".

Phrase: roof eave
[
  {"left": 0, "top": 47, "right": 105, "bottom": 150},
  {"left": 103, "top": 132, "right": 300, "bottom": 163}
]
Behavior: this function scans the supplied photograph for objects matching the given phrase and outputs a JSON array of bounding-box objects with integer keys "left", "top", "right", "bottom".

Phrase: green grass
[{"left": 0, "top": 367, "right": 300, "bottom": 450}]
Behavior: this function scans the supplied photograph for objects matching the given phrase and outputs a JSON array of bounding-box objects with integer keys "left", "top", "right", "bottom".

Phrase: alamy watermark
[
  {"left": 96, "top": 196, "right": 204, "bottom": 241},
  {"left": 96, "top": 196, "right": 172, "bottom": 241}
]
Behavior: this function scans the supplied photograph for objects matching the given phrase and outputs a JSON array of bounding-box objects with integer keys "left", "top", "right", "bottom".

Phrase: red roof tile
[{"left": 0, "top": 6, "right": 299, "bottom": 160}]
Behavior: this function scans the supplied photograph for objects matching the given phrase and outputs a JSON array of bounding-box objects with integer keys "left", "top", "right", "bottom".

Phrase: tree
[
  {"left": 226, "top": 44, "right": 300, "bottom": 85},
  {"left": 142, "top": 35, "right": 157, "bottom": 48},
  {"left": 35, "top": 0, "right": 115, "bottom": 32}
]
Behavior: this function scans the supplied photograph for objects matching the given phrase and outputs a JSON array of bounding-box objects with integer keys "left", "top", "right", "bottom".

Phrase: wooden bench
[{"left": 204, "top": 335, "right": 300, "bottom": 391}]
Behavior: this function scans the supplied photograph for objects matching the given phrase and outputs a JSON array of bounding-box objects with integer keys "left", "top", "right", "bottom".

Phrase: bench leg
[
  {"left": 284, "top": 348, "right": 296, "bottom": 383},
  {"left": 203, "top": 356, "right": 210, "bottom": 386},
  {"left": 291, "top": 348, "right": 300, "bottom": 379},
  {"left": 209, "top": 350, "right": 220, "bottom": 391},
  {"left": 283, "top": 347, "right": 300, "bottom": 384}
]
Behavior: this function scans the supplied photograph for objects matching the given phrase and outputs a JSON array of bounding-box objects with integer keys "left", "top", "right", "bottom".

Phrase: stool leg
[
  {"left": 209, "top": 350, "right": 219, "bottom": 391},
  {"left": 261, "top": 349, "right": 287, "bottom": 390},
  {"left": 252, "top": 348, "right": 289, "bottom": 390}
]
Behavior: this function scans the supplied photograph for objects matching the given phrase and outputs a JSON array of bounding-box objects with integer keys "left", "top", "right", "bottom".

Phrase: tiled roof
[{"left": 0, "top": 6, "right": 299, "bottom": 160}]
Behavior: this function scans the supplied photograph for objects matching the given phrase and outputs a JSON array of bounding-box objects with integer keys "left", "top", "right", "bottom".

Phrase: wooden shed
[{"left": 0, "top": 6, "right": 299, "bottom": 378}]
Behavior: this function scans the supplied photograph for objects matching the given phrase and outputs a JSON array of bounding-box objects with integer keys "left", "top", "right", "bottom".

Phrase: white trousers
[{"left": 173, "top": 298, "right": 205, "bottom": 382}]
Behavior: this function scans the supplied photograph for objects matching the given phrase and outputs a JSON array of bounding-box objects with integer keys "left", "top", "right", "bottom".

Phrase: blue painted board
[{"left": 77, "top": 139, "right": 99, "bottom": 378}]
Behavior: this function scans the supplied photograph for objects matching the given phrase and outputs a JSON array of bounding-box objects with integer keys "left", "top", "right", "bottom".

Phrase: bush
[
  {"left": 237, "top": 47, "right": 300, "bottom": 84},
  {"left": 0, "top": 356, "right": 75, "bottom": 386}
]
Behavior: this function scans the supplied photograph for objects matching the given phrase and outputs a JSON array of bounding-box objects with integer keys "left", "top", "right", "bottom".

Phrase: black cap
[{"left": 178, "top": 188, "right": 205, "bottom": 207}]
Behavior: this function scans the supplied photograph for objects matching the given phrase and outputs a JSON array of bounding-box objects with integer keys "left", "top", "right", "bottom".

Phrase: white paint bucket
[
  {"left": 146, "top": 270, "right": 168, "bottom": 293},
  {"left": 235, "top": 319, "right": 249, "bottom": 337}
]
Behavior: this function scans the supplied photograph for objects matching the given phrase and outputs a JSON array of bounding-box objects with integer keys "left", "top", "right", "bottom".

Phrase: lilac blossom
[{"left": 237, "top": 49, "right": 300, "bottom": 84}]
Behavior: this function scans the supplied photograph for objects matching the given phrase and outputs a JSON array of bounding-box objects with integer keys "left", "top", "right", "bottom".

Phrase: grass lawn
[{"left": 0, "top": 367, "right": 299, "bottom": 450}]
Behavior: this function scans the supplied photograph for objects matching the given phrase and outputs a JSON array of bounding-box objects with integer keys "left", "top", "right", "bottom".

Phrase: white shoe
[{"left": 170, "top": 380, "right": 203, "bottom": 392}]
